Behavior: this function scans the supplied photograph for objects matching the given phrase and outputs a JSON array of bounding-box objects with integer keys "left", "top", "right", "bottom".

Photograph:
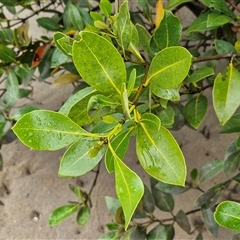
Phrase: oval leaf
[
  {"left": 146, "top": 46, "right": 192, "bottom": 89},
  {"left": 77, "top": 206, "right": 90, "bottom": 226},
  {"left": 136, "top": 116, "right": 186, "bottom": 186},
  {"left": 48, "top": 204, "right": 79, "bottom": 226},
  {"left": 72, "top": 32, "right": 126, "bottom": 95},
  {"left": 12, "top": 110, "right": 84, "bottom": 150},
  {"left": 215, "top": 201, "right": 240, "bottom": 231}
]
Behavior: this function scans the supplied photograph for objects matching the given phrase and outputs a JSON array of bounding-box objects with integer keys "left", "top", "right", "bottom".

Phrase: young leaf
[
  {"left": 112, "top": 148, "right": 144, "bottom": 230},
  {"left": 198, "top": 160, "right": 224, "bottom": 184},
  {"left": 59, "top": 137, "right": 107, "bottom": 177},
  {"left": 155, "top": 0, "right": 164, "bottom": 28},
  {"left": 146, "top": 46, "right": 192, "bottom": 89},
  {"left": 136, "top": 114, "right": 186, "bottom": 186},
  {"left": 153, "top": 10, "right": 181, "bottom": 50},
  {"left": 105, "top": 129, "right": 132, "bottom": 173},
  {"left": 54, "top": 32, "right": 73, "bottom": 57},
  {"left": 201, "top": 206, "right": 219, "bottom": 238},
  {"left": 116, "top": 0, "right": 132, "bottom": 55},
  {"left": 176, "top": 209, "right": 191, "bottom": 233},
  {"left": 72, "top": 32, "right": 126, "bottom": 96},
  {"left": 213, "top": 64, "right": 240, "bottom": 125},
  {"left": 76, "top": 206, "right": 90, "bottom": 226},
  {"left": 12, "top": 110, "right": 84, "bottom": 150},
  {"left": 48, "top": 204, "right": 79, "bottom": 226},
  {"left": 214, "top": 201, "right": 240, "bottom": 231},
  {"left": 100, "top": 0, "right": 112, "bottom": 17}
]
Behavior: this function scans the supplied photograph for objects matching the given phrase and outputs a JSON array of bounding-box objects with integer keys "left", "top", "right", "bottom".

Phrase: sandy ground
[{"left": 0, "top": 4, "right": 238, "bottom": 240}]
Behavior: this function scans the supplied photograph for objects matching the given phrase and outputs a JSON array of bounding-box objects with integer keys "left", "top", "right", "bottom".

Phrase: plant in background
[{"left": 4, "top": 0, "right": 240, "bottom": 239}]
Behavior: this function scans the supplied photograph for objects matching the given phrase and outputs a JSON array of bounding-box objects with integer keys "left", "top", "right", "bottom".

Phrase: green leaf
[
  {"left": 136, "top": 24, "right": 152, "bottom": 56},
  {"left": 116, "top": 0, "right": 132, "bottom": 55},
  {"left": 147, "top": 224, "right": 167, "bottom": 240},
  {"left": 185, "top": 67, "right": 214, "bottom": 83},
  {"left": 207, "top": 12, "right": 232, "bottom": 28},
  {"left": 137, "top": 114, "right": 186, "bottom": 186},
  {"left": 190, "top": 168, "right": 198, "bottom": 181},
  {"left": 221, "top": 114, "right": 240, "bottom": 133},
  {"left": 51, "top": 48, "right": 70, "bottom": 67},
  {"left": 176, "top": 209, "right": 191, "bottom": 233},
  {"left": 0, "top": 44, "right": 16, "bottom": 63},
  {"left": 187, "top": 11, "right": 217, "bottom": 33},
  {"left": 155, "top": 181, "right": 189, "bottom": 194},
  {"left": 73, "top": 32, "right": 126, "bottom": 96},
  {"left": 6, "top": 70, "right": 19, "bottom": 100},
  {"left": 201, "top": 206, "right": 218, "bottom": 237},
  {"left": 48, "top": 204, "right": 79, "bottom": 226},
  {"left": 142, "top": 185, "right": 155, "bottom": 213},
  {"left": 184, "top": 94, "right": 208, "bottom": 129},
  {"left": 122, "top": 226, "right": 145, "bottom": 240},
  {"left": 99, "top": 231, "right": 118, "bottom": 240},
  {"left": 150, "top": 178, "right": 174, "bottom": 212},
  {"left": 146, "top": 46, "right": 192, "bottom": 89},
  {"left": 113, "top": 150, "right": 144, "bottom": 230},
  {"left": 127, "top": 68, "right": 136, "bottom": 96},
  {"left": 67, "top": 4, "right": 84, "bottom": 31},
  {"left": 105, "top": 196, "right": 121, "bottom": 216},
  {"left": 224, "top": 151, "right": 240, "bottom": 176},
  {"left": 100, "top": 0, "right": 112, "bottom": 17},
  {"left": 213, "top": 64, "right": 240, "bottom": 125},
  {"left": 76, "top": 206, "right": 90, "bottom": 226},
  {"left": 59, "top": 137, "right": 107, "bottom": 177},
  {"left": 54, "top": 32, "right": 72, "bottom": 57},
  {"left": 151, "top": 86, "right": 180, "bottom": 101},
  {"left": 214, "top": 201, "right": 240, "bottom": 231},
  {"left": 137, "top": 0, "right": 151, "bottom": 21},
  {"left": 37, "top": 17, "right": 59, "bottom": 31},
  {"left": 198, "top": 160, "right": 224, "bottom": 184},
  {"left": 88, "top": 94, "right": 118, "bottom": 111},
  {"left": 11, "top": 106, "right": 40, "bottom": 121},
  {"left": 166, "top": 0, "right": 193, "bottom": 9},
  {"left": 105, "top": 129, "right": 131, "bottom": 173},
  {"left": 12, "top": 110, "right": 84, "bottom": 150},
  {"left": 157, "top": 105, "right": 175, "bottom": 127},
  {"left": 215, "top": 40, "right": 236, "bottom": 55},
  {"left": 153, "top": 10, "right": 182, "bottom": 50}
]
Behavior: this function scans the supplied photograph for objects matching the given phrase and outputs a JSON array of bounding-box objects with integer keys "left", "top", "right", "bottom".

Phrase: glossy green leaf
[
  {"left": 147, "top": 224, "right": 167, "bottom": 240},
  {"left": 213, "top": 64, "right": 240, "bottom": 125},
  {"left": 187, "top": 11, "right": 216, "bottom": 33},
  {"left": 105, "top": 196, "right": 121, "bottom": 216},
  {"left": 113, "top": 150, "right": 144, "bottom": 230},
  {"left": 214, "top": 201, "right": 240, "bottom": 231},
  {"left": 198, "top": 160, "right": 224, "bottom": 184},
  {"left": 224, "top": 151, "right": 240, "bottom": 176},
  {"left": 201, "top": 206, "right": 218, "bottom": 237},
  {"left": 176, "top": 209, "right": 191, "bottom": 233},
  {"left": 0, "top": 44, "right": 15, "bottom": 63},
  {"left": 67, "top": 4, "right": 84, "bottom": 31},
  {"left": 116, "top": 0, "right": 132, "bottom": 54},
  {"left": 185, "top": 67, "right": 214, "bottom": 83},
  {"left": 59, "top": 137, "right": 106, "bottom": 177},
  {"left": 137, "top": 114, "right": 186, "bottom": 186},
  {"left": 184, "top": 94, "right": 208, "bottom": 129},
  {"left": 153, "top": 10, "right": 181, "bottom": 50},
  {"left": 146, "top": 46, "right": 192, "bottom": 89},
  {"left": 166, "top": 0, "right": 192, "bottom": 9},
  {"left": 11, "top": 106, "right": 40, "bottom": 121},
  {"left": 190, "top": 168, "right": 198, "bottom": 182},
  {"left": 207, "top": 12, "right": 232, "bottom": 28},
  {"left": 6, "top": 70, "right": 19, "bottom": 100},
  {"left": 215, "top": 39, "right": 236, "bottom": 55},
  {"left": 76, "top": 206, "right": 90, "bottom": 226},
  {"left": 105, "top": 129, "right": 131, "bottom": 173},
  {"left": 127, "top": 68, "right": 136, "bottom": 96},
  {"left": 73, "top": 32, "right": 126, "bottom": 95},
  {"left": 48, "top": 204, "right": 79, "bottom": 226},
  {"left": 151, "top": 86, "right": 180, "bottom": 101},
  {"left": 221, "top": 114, "right": 240, "bottom": 133},
  {"left": 37, "top": 17, "right": 59, "bottom": 31},
  {"left": 12, "top": 110, "right": 84, "bottom": 150}
]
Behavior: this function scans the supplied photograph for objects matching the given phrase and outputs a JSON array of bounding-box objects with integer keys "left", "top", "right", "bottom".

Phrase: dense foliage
[{"left": 1, "top": 0, "right": 240, "bottom": 239}]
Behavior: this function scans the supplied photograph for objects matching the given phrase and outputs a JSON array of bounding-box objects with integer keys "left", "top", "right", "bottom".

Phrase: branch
[{"left": 193, "top": 52, "right": 240, "bottom": 63}]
